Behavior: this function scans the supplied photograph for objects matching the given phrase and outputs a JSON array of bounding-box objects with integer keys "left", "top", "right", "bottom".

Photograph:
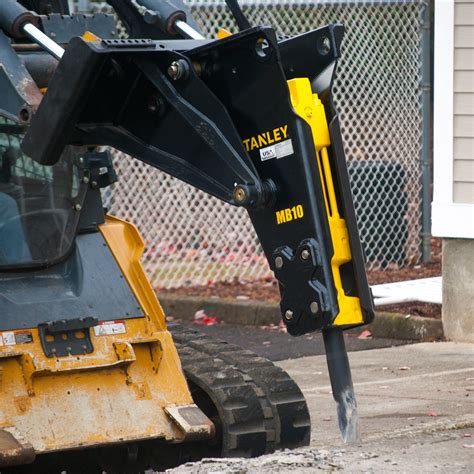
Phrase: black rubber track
[{"left": 169, "top": 324, "right": 311, "bottom": 457}]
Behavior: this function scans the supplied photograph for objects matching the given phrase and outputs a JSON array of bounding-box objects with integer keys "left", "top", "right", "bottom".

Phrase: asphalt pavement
[{"left": 174, "top": 319, "right": 410, "bottom": 361}]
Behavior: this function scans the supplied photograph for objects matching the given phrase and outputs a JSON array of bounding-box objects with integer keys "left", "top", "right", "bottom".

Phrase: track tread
[{"left": 169, "top": 324, "right": 311, "bottom": 457}]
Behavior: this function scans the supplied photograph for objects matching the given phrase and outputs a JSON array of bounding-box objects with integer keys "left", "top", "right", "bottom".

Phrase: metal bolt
[
  {"left": 168, "top": 62, "right": 179, "bottom": 79},
  {"left": 233, "top": 185, "right": 247, "bottom": 204},
  {"left": 318, "top": 36, "right": 331, "bottom": 56},
  {"left": 75, "top": 203, "right": 82, "bottom": 211},
  {"left": 284, "top": 309, "right": 294, "bottom": 320},
  {"left": 82, "top": 176, "right": 90, "bottom": 184},
  {"left": 91, "top": 181, "right": 98, "bottom": 188},
  {"left": 168, "top": 60, "right": 188, "bottom": 81},
  {"left": 79, "top": 157, "right": 84, "bottom": 165},
  {"left": 310, "top": 301, "right": 319, "bottom": 314},
  {"left": 301, "top": 248, "right": 311, "bottom": 260},
  {"left": 274, "top": 256, "right": 283, "bottom": 269},
  {"left": 147, "top": 94, "right": 164, "bottom": 116}
]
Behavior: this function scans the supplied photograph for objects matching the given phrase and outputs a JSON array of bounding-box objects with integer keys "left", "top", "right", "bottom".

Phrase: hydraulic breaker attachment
[
  {"left": 323, "top": 328, "right": 360, "bottom": 442},
  {"left": 16, "top": 2, "right": 374, "bottom": 441}
]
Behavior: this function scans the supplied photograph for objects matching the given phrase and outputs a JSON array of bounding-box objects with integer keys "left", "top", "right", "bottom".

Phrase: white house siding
[{"left": 453, "top": 0, "right": 474, "bottom": 204}]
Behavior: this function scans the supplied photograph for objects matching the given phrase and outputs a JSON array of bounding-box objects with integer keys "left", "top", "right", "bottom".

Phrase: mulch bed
[{"left": 158, "top": 238, "right": 442, "bottom": 319}]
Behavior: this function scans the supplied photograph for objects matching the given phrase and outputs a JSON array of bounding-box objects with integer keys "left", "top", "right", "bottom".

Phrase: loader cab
[{"left": 0, "top": 117, "right": 88, "bottom": 269}]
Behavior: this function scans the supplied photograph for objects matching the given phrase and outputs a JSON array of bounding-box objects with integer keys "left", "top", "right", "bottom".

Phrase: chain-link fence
[{"left": 74, "top": 0, "right": 426, "bottom": 288}]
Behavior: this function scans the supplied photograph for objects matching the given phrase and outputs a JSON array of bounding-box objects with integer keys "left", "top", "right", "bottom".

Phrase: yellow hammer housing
[{"left": 288, "top": 78, "right": 364, "bottom": 326}]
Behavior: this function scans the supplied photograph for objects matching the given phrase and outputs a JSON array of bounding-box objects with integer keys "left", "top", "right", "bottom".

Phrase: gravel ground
[
  {"left": 168, "top": 448, "right": 348, "bottom": 473},
  {"left": 168, "top": 426, "right": 473, "bottom": 473}
]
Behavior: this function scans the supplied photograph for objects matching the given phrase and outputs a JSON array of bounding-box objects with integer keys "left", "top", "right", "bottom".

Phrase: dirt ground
[{"left": 160, "top": 238, "right": 442, "bottom": 318}]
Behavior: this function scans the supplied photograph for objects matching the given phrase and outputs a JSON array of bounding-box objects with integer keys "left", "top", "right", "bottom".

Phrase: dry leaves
[
  {"left": 193, "top": 309, "right": 221, "bottom": 326},
  {"left": 358, "top": 329, "right": 373, "bottom": 339}
]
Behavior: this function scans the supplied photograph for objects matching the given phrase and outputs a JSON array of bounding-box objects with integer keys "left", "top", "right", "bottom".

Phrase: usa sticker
[
  {"left": 94, "top": 320, "right": 127, "bottom": 337},
  {"left": 260, "top": 146, "right": 276, "bottom": 161},
  {"left": 259, "top": 139, "right": 294, "bottom": 161}
]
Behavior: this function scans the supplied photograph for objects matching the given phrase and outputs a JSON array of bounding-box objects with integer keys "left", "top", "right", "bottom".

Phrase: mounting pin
[
  {"left": 274, "top": 256, "right": 283, "bottom": 269},
  {"left": 284, "top": 309, "right": 294, "bottom": 321},
  {"left": 310, "top": 301, "right": 319, "bottom": 314}
]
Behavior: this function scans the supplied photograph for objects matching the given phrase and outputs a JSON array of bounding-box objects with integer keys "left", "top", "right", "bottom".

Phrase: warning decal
[
  {"left": 94, "top": 320, "right": 127, "bottom": 337},
  {"left": 0, "top": 331, "right": 33, "bottom": 346}
]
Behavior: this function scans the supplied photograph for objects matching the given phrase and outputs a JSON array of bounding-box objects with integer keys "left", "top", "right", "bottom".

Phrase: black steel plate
[{"left": 0, "top": 232, "right": 144, "bottom": 331}]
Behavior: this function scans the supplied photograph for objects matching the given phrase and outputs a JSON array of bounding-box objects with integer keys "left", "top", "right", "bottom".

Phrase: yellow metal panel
[
  {"left": 99, "top": 215, "right": 168, "bottom": 331},
  {"left": 288, "top": 78, "right": 363, "bottom": 326},
  {"left": 0, "top": 217, "right": 202, "bottom": 456}
]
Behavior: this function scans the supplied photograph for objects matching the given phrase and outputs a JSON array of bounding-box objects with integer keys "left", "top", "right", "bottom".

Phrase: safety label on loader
[
  {"left": 0, "top": 330, "right": 33, "bottom": 346},
  {"left": 94, "top": 320, "right": 127, "bottom": 336}
]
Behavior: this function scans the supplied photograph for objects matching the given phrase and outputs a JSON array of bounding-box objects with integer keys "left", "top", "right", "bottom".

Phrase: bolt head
[
  {"left": 301, "top": 248, "right": 311, "bottom": 260},
  {"left": 82, "top": 176, "right": 90, "bottom": 184},
  {"left": 168, "top": 61, "right": 183, "bottom": 81},
  {"left": 284, "top": 309, "right": 294, "bottom": 321},
  {"left": 318, "top": 35, "right": 331, "bottom": 55},
  {"left": 168, "top": 60, "right": 189, "bottom": 81},
  {"left": 233, "top": 186, "right": 247, "bottom": 204},
  {"left": 147, "top": 95, "right": 164, "bottom": 115},
  {"left": 274, "top": 256, "right": 283, "bottom": 269},
  {"left": 75, "top": 203, "right": 82, "bottom": 211},
  {"left": 310, "top": 301, "right": 319, "bottom": 314},
  {"left": 168, "top": 62, "right": 180, "bottom": 79}
]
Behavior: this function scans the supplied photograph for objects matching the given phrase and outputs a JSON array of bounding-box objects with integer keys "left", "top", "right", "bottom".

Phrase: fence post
[{"left": 420, "top": 0, "right": 433, "bottom": 262}]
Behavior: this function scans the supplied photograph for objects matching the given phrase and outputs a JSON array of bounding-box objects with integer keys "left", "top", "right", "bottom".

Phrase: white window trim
[{"left": 431, "top": 0, "right": 474, "bottom": 239}]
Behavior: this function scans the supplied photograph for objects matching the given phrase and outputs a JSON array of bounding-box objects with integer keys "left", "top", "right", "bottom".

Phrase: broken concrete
[{"left": 169, "top": 427, "right": 474, "bottom": 473}]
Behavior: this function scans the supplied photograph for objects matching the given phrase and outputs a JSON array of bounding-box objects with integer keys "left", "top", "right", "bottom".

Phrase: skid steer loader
[{"left": 0, "top": 0, "right": 374, "bottom": 471}]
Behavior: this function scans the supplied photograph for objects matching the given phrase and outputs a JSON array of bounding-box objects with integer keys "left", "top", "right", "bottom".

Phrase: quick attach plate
[
  {"left": 38, "top": 317, "right": 98, "bottom": 357},
  {"left": 40, "top": 13, "right": 117, "bottom": 44}
]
